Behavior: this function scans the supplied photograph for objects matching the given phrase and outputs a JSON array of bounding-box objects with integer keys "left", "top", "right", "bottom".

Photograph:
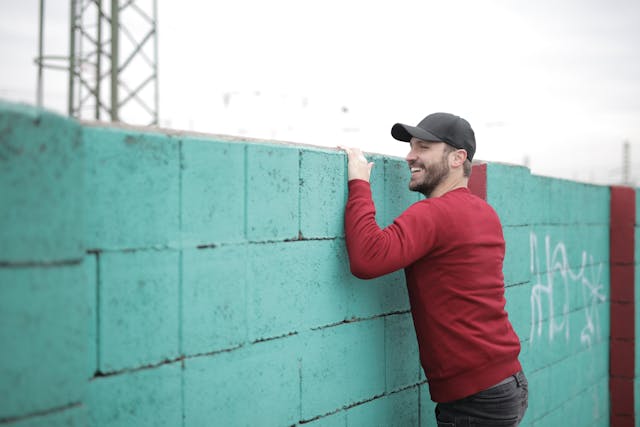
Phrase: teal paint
[
  {"left": 0, "top": 265, "right": 88, "bottom": 420},
  {"left": 0, "top": 101, "right": 632, "bottom": 425},
  {"left": 87, "top": 363, "right": 182, "bottom": 426},
  {"left": 486, "top": 162, "right": 533, "bottom": 226},
  {"left": 181, "top": 245, "right": 247, "bottom": 356},
  {"left": 247, "top": 240, "right": 351, "bottom": 341},
  {"left": 85, "top": 253, "right": 98, "bottom": 377},
  {"left": 367, "top": 153, "right": 387, "bottom": 227},
  {"left": 83, "top": 126, "right": 180, "bottom": 250},
  {"left": 300, "top": 320, "right": 385, "bottom": 420},
  {"left": 385, "top": 313, "right": 421, "bottom": 393},
  {"left": 183, "top": 337, "right": 301, "bottom": 426},
  {"left": 300, "top": 149, "right": 346, "bottom": 239},
  {"left": 181, "top": 136, "right": 245, "bottom": 245},
  {"left": 98, "top": 250, "right": 180, "bottom": 373},
  {"left": 486, "top": 162, "right": 611, "bottom": 427},
  {"left": 246, "top": 143, "right": 299, "bottom": 241},
  {"left": 502, "top": 225, "right": 531, "bottom": 286},
  {"left": 0, "top": 101, "right": 83, "bottom": 263},
  {"left": 419, "top": 384, "right": 437, "bottom": 424}
]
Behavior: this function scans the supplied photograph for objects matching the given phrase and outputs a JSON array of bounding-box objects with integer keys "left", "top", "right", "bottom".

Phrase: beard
[{"left": 409, "top": 153, "right": 450, "bottom": 197}]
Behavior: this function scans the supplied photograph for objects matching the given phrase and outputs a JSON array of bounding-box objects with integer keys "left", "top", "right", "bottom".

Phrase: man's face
[{"left": 405, "top": 138, "right": 451, "bottom": 196}]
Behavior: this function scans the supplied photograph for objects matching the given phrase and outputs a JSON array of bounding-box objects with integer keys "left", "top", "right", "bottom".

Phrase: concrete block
[
  {"left": 545, "top": 179, "right": 607, "bottom": 225},
  {"left": 181, "top": 137, "right": 245, "bottom": 245},
  {"left": 503, "top": 225, "right": 531, "bottom": 286},
  {"left": 486, "top": 163, "right": 532, "bottom": 226},
  {"left": 182, "top": 245, "right": 247, "bottom": 356},
  {"left": 246, "top": 143, "right": 299, "bottom": 241},
  {"left": 85, "top": 253, "right": 98, "bottom": 376},
  {"left": 636, "top": 379, "right": 640, "bottom": 421},
  {"left": 301, "top": 320, "right": 385, "bottom": 419},
  {"left": 5, "top": 405, "right": 87, "bottom": 427},
  {"left": 529, "top": 226, "right": 610, "bottom": 294},
  {"left": 246, "top": 240, "right": 350, "bottom": 341},
  {"left": 346, "top": 269, "right": 409, "bottom": 320},
  {"left": 547, "top": 179, "right": 575, "bottom": 225},
  {"left": 636, "top": 306, "right": 640, "bottom": 376},
  {"left": 504, "top": 283, "right": 531, "bottom": 342},
  {"left": 99, "top": 250, "right": 179, "bottom": 372},
  {"left": 83, "top": 126, "right": 180, "bottom": 250},
  {"left": 636, "top": 227, "right": 640, "bottom": 268},
  {"left": 385, "top": 313, "right": 420, "bottom": 392},
  {"left": 610, "top": 377, "right": 635, "bottom": 416},
  {"left": 610, "top": 186, "right": 636, "bottom": 226},
  {"left": 525, "top": 319, "right": 573, "bottom": 372},
  {"left": 419, "top": 383, "right": 437, "bottom": 425},
  {"left": 609, "top": 415, "right": 635, "bottom": 427},
  {"left": 340, "top": 223, "right": 409, "bottom": 318},
  {"left": 527, "top": 175, "right": 552, "bottom": 225},
  {"left": 610, "top": 263, "right": 634, "bottom": 303},
  {"left": 0, "top": 264, "right": 87, "bottom": 419},
  {"left": 526, "top": 367, "right": 550, "bottom": 421},
  {"left": 611, "top": 224, "right": 635, "bottom": 264},
  {"left": 87, "top": 363, "right": 182, "bottom": 427},
  {"left": 346, "top": 387, "right": 419, "bottom": 427},
  {"left": 527, "top": 310, "right": 608, "bottom": 373},
  {"left": 184, "top": 337, "right": 300, "bottom": 426},
  {"left": 611, "top": 301, "right": 635, "bottom": 340},
  {"left": 572, "top": 182, "right": 610, "bottom": 224},
  {"left": 573, "top": 304, "right": 609, "bottom": 351},
  {"left": 300, "top": 148, "right": 346, "bottom": 239},
  {"left": 610, "top": 338, "right": 634, "bottom": 378},
  {"left": 0, "top": 102, "right": 83, "bottom": 262},
  {"left": 367, "top": 153, "right": 387, "bottom": 226}
]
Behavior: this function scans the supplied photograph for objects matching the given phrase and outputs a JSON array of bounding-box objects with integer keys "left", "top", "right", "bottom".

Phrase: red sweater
[{"left": 345, "top": 180, "right": 522, "bottom": 402}]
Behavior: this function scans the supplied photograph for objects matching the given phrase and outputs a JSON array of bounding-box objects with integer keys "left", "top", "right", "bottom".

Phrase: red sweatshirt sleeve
[{"left": 344, "top": 179, "right": 439, "bottom": 279}]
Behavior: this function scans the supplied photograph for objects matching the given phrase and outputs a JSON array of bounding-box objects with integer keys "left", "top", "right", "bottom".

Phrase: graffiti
[{"left": 529, "top": 232, "right": 606, "bottom": 347}]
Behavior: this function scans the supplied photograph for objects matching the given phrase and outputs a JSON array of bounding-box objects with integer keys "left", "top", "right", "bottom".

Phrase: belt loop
[{"left": 513, "top": 371, "right": 522, "bottom": 387}]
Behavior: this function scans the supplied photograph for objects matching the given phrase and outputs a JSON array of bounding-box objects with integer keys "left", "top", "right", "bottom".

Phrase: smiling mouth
[{"left": 410, "top": 167, "right": 423, "bottom": 174}]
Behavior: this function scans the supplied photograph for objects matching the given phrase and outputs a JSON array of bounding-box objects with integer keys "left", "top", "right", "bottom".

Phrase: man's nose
[{"left": 406, "top": 149, "right": 417, "bottom": 163}]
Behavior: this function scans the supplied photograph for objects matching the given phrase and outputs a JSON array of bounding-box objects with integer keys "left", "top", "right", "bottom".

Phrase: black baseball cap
[{"left": 391, "top": 112, "right": 476, "bottom": 161}]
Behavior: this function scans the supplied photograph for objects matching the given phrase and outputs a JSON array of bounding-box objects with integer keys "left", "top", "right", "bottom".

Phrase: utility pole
[{"left": 36, "top": 0, "right": 159, "bottom": 125}]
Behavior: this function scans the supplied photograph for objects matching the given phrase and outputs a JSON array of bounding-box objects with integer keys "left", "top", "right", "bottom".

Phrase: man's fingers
[{"left": 338, "top": 146, "right": 367, "bottom": 160}]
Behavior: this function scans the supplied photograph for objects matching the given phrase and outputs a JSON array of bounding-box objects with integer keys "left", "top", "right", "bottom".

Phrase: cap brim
[{"left": 391, "top": 123, "right": 441, "bottom": 143}]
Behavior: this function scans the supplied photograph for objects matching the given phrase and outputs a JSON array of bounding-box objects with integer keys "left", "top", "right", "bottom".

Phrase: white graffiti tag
[{"left": 529, "top": 233, "right": 606, "bottom": 347}]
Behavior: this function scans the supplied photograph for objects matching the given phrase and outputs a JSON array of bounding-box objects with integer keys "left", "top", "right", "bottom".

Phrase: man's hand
[{"left": 339, "top": 146, "right": 374, "bottom": 182}]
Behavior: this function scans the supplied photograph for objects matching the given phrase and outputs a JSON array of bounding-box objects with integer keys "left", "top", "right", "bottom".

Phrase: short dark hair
[{"left": 443, "top": 144, "right": 472, "bottom": 177}]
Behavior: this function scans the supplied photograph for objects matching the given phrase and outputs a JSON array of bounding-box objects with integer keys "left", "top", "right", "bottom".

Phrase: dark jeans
[{"left": 435, "top": 371, "right": 528, "bottom": 426}]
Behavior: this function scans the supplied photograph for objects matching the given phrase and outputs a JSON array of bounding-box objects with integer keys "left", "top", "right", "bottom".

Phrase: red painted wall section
[
  {"left": 469, "top": 163, "right": 487, "bottom": 201},
  {"left": 609, "top": 186, "right": 636, "bottom": 426}
]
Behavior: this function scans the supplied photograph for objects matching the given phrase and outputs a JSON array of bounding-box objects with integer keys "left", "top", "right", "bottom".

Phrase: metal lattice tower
[{"left": 37, "top": 0, "right": 158, "bottom": 125}]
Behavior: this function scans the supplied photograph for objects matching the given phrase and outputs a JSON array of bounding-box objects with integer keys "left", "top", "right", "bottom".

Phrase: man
[{"left": 340, "top": 112, "right": 528, "bottom": 426}]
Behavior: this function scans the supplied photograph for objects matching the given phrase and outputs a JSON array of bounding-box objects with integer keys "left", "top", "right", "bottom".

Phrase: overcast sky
[{"left": 2, "top": 0, "right": 639, "bottom": 185}]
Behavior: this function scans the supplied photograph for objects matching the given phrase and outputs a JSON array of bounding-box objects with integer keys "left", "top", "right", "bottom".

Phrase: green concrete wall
[
  {"left": 0, "top": 101, "right": 624, "bottom": 426},
  {"left": 487, "top": 164, "right": 611, "bottom": 426}
]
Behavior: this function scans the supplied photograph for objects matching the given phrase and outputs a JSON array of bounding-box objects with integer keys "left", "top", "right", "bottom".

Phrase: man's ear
[{"left": 450, "top": 149, "right": 468, "bottom": 168}]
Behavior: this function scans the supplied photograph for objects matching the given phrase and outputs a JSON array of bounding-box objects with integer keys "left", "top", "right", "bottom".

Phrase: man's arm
[{"left": 339, "top": 147, "right": 437, "bottom": 279}]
